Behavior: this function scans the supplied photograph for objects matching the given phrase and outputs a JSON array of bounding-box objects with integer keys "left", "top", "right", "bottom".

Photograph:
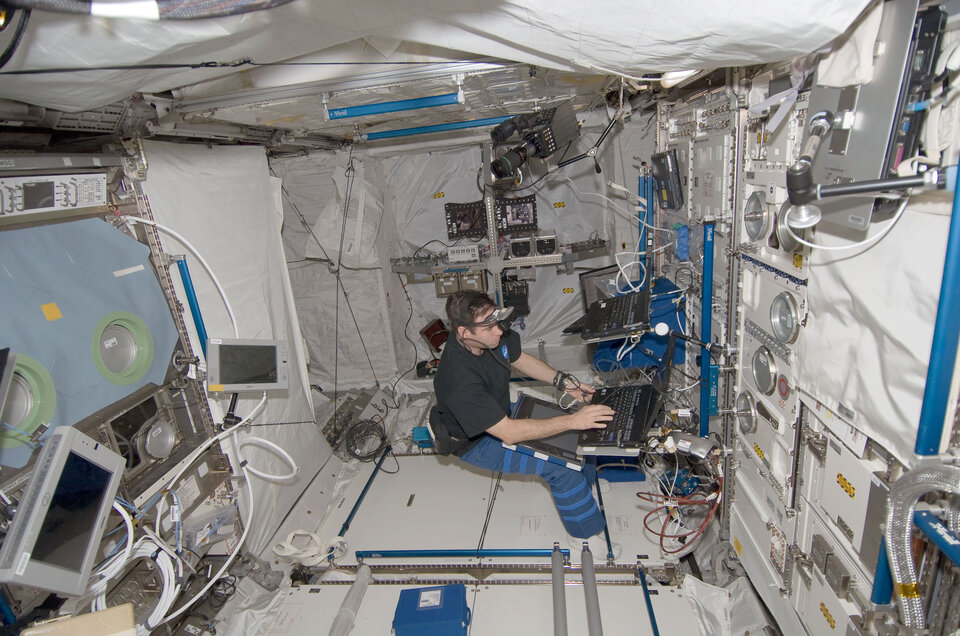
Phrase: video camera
[{"left": 489, "top": 100, "right": 581, "bottom": 179}]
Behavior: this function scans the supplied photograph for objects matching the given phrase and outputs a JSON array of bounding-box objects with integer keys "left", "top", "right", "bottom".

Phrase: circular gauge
[
  {"left": 743, "top": 191, "right": 770, "bottom": 241},
  {"left": 776, "top": 200, "right": 804, "bottom": 253},
  {"left": 736, "top": 391, "right": 757, "bottom": 435},
  {"left": 751, "top": 345, "right": 778, "bottom": 395},
  {"left": 770, "top": 291, "right": 801, "bottom": 344}
]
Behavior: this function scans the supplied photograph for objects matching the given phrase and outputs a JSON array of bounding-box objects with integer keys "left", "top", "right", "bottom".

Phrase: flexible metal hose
[{"left": 885, "top": 465, "right": 960, "bottom": 630}]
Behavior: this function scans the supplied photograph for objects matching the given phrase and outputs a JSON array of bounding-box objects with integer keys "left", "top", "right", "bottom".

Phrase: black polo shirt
[{"left": 433, "top": 329, "right": 522, "bottom": 451}]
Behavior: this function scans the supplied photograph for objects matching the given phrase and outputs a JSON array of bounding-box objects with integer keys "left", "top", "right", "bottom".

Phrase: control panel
[{"left": 0, "top": 174, "right": 108, "bottom": 218}]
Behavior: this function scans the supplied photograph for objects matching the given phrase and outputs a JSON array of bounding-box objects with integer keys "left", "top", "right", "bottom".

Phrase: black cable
[
  {"left": 389, "top": 273, "right": 421, "bottom": 401},
  {"left": 0, "top": 8, "right": 30, "bottom": 71},
  {"left": 344, "top": 418, "right": 387, "bottom": 461},
  {"left": 377, "top": 448, "right": 401, "bottom": 474},
  {"left": 413, "top": 237, "right": 459, "bottom": 257},
  {"left": 476, "top": 472, "right": 503, "bottom": 551}
]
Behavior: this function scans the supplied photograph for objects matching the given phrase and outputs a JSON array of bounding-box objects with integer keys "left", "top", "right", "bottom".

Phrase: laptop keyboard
[
  {"left": 596, "top": 294, "right": 637, "bottom": 332},
  {"left": 579, "top": 386, "right": 643, "bottom": 446}
]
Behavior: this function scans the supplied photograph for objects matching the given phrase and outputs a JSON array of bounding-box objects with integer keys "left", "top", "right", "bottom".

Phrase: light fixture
[
  {"left": 360, "top": 115, "right": 511, "bottom": 141},
  {"left": 327, "top": 90, "right": 463, "bottom": 120}
]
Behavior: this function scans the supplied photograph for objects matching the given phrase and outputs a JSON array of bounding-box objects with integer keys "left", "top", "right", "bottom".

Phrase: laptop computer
[
  {"left": 579, "top": 289, "right": 650, "bottom": 342},
  {"left": 579, "top": 334, "right": 676, "bottom": 450},
  {"left": 505, "top": 394, "right": 583, "bottom": 470},
  {"left": 562, "top": 264, "right": 626, "bottom": 335}
]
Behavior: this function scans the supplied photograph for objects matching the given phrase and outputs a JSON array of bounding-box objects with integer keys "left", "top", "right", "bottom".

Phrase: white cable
[
  {"left": 91, "top": 501, "right": 135, "bottom": 584},
  {"left": 160, "top": 440, "right": 254, "bottom": 625},
  {"left": 236, "top": 435, "right": 299, "bottom": 481},
  {"left": 122, "top": 215, "right": 239, "bottom": 339},
  {"left": 784, "top": 197, "right": 909, "bottom": 252},
  {"left": 159, "top": 397, "right": 265, "bottom": 625},
  {"left": 164, "top": 393, "right": 267, "bottom": 492},
  {"left": 607, "top": 181, "right": 647, "bottom": 206}
]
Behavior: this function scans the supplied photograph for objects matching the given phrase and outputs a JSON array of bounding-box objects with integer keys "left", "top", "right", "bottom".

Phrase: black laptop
[
  {"left": 563, "top": 264, "right": 626, "bottom": 335},
  {"left": 579, "top": 289, "right": 651, "bottom": 341},
  {"left": 506, "top": 394, "right": 583, "bottom": 469},
  {"left": 579, "top": 334, "right": 676, "bottom": 449}
]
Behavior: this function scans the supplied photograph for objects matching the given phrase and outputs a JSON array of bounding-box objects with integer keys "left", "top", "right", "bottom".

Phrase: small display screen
[
  {"left": 525, "top": 400, "right": 581, "bottom": 452},
  {"left": 219, "top": 344, "right": 278, "bottom": 385},
  {"left": 495, "top": 195, "right": 538, "bottom": 234},
  {"left": 22, "top": 182, "right": 56, "bottom": 210},
  {"left": 444, "top": 201, "right": 487, "bottom": 239},
  {"left": 32, "top": 452, "right": 111, "bottom": 572}
]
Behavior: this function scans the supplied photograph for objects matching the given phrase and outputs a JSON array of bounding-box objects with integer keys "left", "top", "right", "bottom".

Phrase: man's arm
[
  {"left": 486, "top": 404, "right": 614, "bottom": 445},
  {"left": 510, "top": 351, "right": 559, "bottom": 384},
  {"left": 511, "top": 352, "right": 595, "bottom": 403}
]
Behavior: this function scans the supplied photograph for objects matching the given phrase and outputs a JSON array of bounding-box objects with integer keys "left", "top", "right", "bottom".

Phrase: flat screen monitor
[
  {"left": 650, "top": 149, "right": 684, "bottom": 210},
  {"left": 578, "top": 265, "right": 623, "bottom": 310},
  {"left": 0, "top": 426, "right": 125, "bottom": 596},
  {"left": 444, "top": 201, "right": 487, "bottom": 240},
  {"left": 206, "top": 338, "right": 288, "bottom": 394},
  {"left": 494, "top": 195, "right": 538, "bottom": 234}
]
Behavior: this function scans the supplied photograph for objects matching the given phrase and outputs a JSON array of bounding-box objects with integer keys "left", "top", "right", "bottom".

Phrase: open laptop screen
[
  {"left": 578, "top": 265, "right": 622, "bottom": 310},
  {"left": 510, "top": 394, "right": 581, "bottom": 464}
]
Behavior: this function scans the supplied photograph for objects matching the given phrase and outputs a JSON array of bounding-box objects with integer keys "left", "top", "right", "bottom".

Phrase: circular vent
[
  {"left": 1, "top": 355, "right": 56, "bottom": 449},
  {"left": 92, "top": 312, "right": 154, "bottom": 385}
]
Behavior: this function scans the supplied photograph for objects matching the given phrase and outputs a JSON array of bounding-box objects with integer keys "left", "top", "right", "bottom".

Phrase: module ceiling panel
[
  {"left": 178, "top": 66, "right": 613, "bottom": 140},
  {"left": 0, "top": 0, "right": 871, "bottom": 113}
]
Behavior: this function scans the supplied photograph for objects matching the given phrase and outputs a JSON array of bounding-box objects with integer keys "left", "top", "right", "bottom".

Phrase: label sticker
[
  {"left": 15, "top": 552, "right": 30, "bottom": 576},
  {"left": 41, "top": 303, "right": 62, "bottom": 321},
  {"left": 419, "top": 589, "right": 442, "bottom": 608}
]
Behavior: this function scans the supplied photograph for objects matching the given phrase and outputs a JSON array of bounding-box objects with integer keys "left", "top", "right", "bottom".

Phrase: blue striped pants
[{"left": 459, "top": 436, "right": 605, "bottom": 538}]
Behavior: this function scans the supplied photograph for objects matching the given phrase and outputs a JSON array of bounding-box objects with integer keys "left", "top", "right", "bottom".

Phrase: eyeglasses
[{"left": 462, "top": 306, "right": 514, "bottom": 328}]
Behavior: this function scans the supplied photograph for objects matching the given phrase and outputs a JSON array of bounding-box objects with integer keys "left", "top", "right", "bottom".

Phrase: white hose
[
  {"left": 784, "top": 197, "right": 909, "bottom": 253},
  {"left": 122, "top": 215, "right": 239, "bottom": 339},
  {"left": 237, "top": 434, "right": 300, "bottom": 481},
  {"left": 159, "top": 432, "right": 255, "bottom": 625}
]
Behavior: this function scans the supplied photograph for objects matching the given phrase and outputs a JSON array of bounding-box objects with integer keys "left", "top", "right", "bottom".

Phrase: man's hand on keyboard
[{"left": 568, "top": 404, "right": 614, "bottom": 431}]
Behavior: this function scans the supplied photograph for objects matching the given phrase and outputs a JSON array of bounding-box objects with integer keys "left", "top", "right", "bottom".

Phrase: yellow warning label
[
  {"left": 754, "top": 444, "right": 765, "bottom": 461},
  {"left": 209, "top": 384, "right": 225, "bottom": 393},
  {"left": 553, "top": 201, "right": 566, "bottom": 208},
  {"left": 733, "top": 537, "right": 743, "bottom": 556},
  {"left": 41, "top": 303, "right": 62, "bottom": 321},
  {"left": 793, "top": 254, "right": 804, "bottom": 269},
  {"left": 820, "top": 602, "right": 836, "bottom": 629},
  {"left": 562, "top": 288, "right": 574, "bottom": 294},
  {"left": 837, "top": 473, "right": 856, "bottom": 499},
  {"left": 433, "top": 191, "right": 445, "bottom": 199}
]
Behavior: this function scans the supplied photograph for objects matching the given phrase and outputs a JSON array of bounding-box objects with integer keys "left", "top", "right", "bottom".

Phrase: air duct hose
[
  {"left": 328, "top": 564, "right": 372, "bottom": 636},
  {"left": 885, "top": 465, "right": 960, "bottom": 630}
]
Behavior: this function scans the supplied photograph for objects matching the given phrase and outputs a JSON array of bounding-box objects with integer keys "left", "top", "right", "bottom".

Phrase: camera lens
[
  {"left": 490, "top": 118, "right": 519, "bottom": 146},
  {"left": 491, "top": 148, "right": 525, "bottom": 178}
]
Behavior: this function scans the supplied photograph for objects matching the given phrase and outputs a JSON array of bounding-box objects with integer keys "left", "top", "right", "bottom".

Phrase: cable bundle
[{"left": 637, "top": 455, "right": 723, "bottom": 557}]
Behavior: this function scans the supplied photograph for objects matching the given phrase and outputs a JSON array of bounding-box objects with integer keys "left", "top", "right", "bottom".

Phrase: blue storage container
[{"left": 392, "top": 584, "right": 471, "bottom": 635}]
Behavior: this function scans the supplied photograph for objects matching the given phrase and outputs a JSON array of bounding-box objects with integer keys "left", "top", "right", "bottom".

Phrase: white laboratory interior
[{"left": 1, "top": 0, "right": 960, "bottom": 634}]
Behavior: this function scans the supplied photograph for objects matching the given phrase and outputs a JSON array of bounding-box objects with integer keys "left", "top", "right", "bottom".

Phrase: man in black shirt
[{"left": 432, "top": 290, "right": 614, "bottom": 539}]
